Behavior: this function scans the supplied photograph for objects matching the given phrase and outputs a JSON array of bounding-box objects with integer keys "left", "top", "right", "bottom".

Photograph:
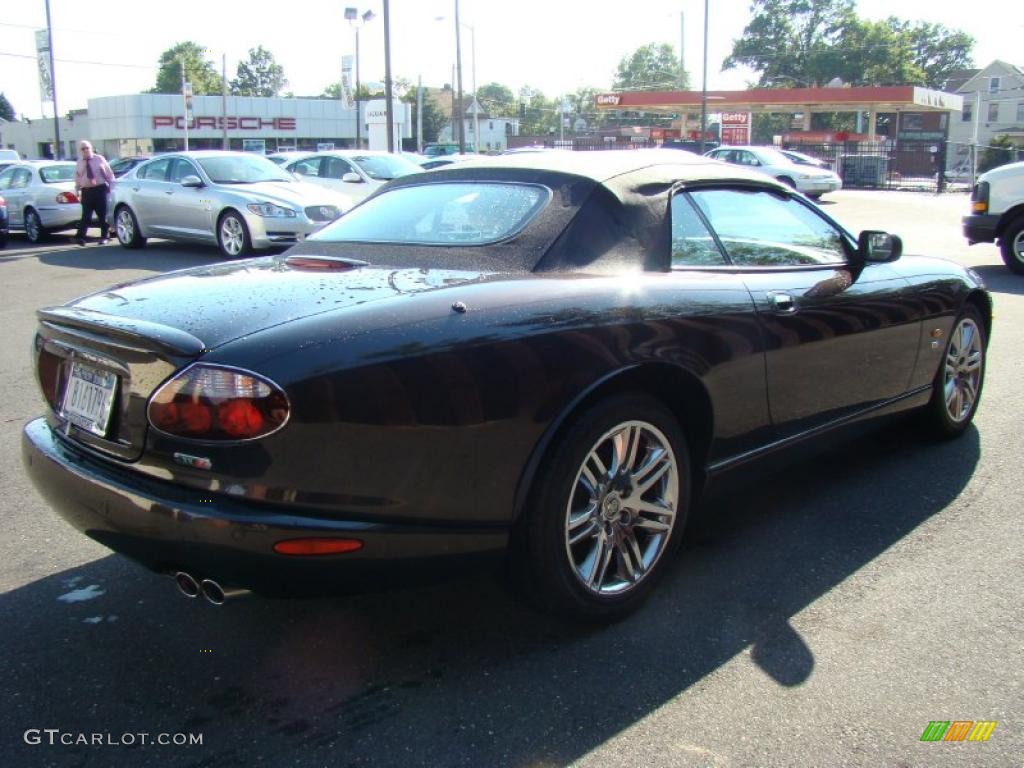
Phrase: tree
[
  {"left": 403, "top": 91, "right": 447, "bottom": 144},
  {"left": 725, "top": 1, "right": 974, "bottom": 88},
  {"left": 230, "top": 46, "right": 287, "bottom": 97},
  {"left": 151, "top": 42, "right": 221, "bottom": 95},
  {"left": 614, "top": 43, "right": 687, "bottom": 91},
  {"left": 724, "top": 0, "right": 857, "bottom": 87},
  {"left": 477, "top": 82, "right": 516, "bottom": 118},
  {"left": 0, "top": 92, "right": 15, "bottom": 121},
  {"left": 979, "top": 135, "right": 1017, "bottom": 174}
]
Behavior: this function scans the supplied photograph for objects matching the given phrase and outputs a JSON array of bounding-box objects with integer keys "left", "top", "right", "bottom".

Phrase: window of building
[
  {"left": 1018, "top": 102, "right": 1024, "bottom": 123},
  {"left": 988, "top": 102, "right": 1000, "bottom": 123},
  {"left": 989, "top": 76, "right": 1001, "bottom": 93}
]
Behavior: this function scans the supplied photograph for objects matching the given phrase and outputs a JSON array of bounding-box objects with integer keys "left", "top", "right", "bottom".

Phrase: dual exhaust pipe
[{"left": 173, "top": 571, "right": 250, "bottom": 605}]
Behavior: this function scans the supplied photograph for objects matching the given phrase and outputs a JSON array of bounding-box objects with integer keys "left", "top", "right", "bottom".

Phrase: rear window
[
  {"left": 39, "top": 164, "right": 76, "bottom": 183},
  {"left": 308, "top": 182, "right": 550, "bottom": 245}
]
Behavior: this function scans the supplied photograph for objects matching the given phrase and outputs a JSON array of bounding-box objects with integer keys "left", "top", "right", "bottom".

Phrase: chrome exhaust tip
[
  {"left": 199, "top": 579, "right": 251, "bottom": 606},
  {"left": 173, "top": 571, "right": 201, "bottom": 599}
]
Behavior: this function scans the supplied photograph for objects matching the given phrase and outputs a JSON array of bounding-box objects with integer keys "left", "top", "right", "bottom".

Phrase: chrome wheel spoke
[
  {"left": 633, "top": 449, "right": 670, "bottom": 495},
  {"left": 611, "top": 425, "right": 641, "bottom": 475},
  {"left": 584, "top": 537, "right": 613, "bottom": 590}
]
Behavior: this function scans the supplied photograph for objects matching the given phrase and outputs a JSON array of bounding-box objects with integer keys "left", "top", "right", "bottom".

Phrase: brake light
[
  {"left": 148, "top": 365, "right": 289, "bottom": 440},
  {"left": 56, "top": 191, "right": 79, "bottom": 204},
  {"left": 273, "top": 538, "right": 364, "bottom": 556}
]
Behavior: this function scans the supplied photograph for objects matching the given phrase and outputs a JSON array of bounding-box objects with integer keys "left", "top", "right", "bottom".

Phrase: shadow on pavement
[
  {"left": 971, "top": 265, "right": 1024, "bottom": 296},
  {"left": 36, "top": 241, "right": 225, "bottom": 273},
  {"left": 0, "top": 420, "right": 980, "bottom": 767}
]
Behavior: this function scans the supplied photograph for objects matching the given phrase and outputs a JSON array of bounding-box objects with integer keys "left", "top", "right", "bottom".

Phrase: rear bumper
[
  {"left": 963, "top": 214, "right": 999, "bottom": 244},
  {"left": 36, "top": 204, "right": 81, "bottom": 231},
  {"left": 22, "top": 418, "right": 508, "bottom": 595}
]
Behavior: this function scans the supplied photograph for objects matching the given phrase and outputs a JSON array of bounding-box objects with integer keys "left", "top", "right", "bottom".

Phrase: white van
[{"left": 964, "top": 160, "right": 1024, "bottom": 273}]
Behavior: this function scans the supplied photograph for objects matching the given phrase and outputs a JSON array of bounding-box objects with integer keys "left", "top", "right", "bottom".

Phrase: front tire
[
  {"left": 114, "top": 205, "right": 147, "bottom": 249},
  {"left": 521, "top": 393, "right": 690, "bottom": 622},
  {"left": 217, "top": 211, "right": 251, "bottom": 258},
  {"left": 24, "top": 208, "right": 46, "bottom": 243},
  {"left": 1000, "top": 216, "right": 1024, "bottom": 275},
  {"left": 921, "top": 305, "right": 986, "bottom": 438}
]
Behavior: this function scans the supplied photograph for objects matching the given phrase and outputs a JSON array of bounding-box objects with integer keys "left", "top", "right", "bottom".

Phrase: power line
[{"left": 0, "top": 50, "right": 155, "bottom": 69}]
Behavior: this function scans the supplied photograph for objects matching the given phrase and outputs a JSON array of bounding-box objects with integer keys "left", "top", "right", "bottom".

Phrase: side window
[
  {"left": 324, "top": 157, "right": 354, "bottom": 179},
  {"left": 670, "top": 193, "right": 727, "bottom": 267},
  {"left": 140, "top": 157, "right": 170, "bottom": 180},
  {"left": 736, "top": 151, "right": 759, "bottom": 166},
  {"left": 0, "top": 168, "right": 15, "bottom": 190},
  {"left": 290, "top": 157, "right": 321, "bottom": 177},
  {"left": 691, "top": 188, "right": 848, "bottom": 266},
  {"left": 169, "top": 158, "right": 199, "bottom": 183},
  {"left": 12, "top": 168, "right": 32, "bottom": 188}
]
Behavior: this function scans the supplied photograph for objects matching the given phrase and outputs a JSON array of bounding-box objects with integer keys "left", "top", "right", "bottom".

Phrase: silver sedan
[
  {"left": 0, "top": 161, "right": 81, "bottom": 243},
  {"left": 109, "top": 151, "right": 350, "bottom": 257}
]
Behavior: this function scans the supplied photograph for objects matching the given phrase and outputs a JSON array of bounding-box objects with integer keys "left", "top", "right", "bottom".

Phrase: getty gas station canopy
[{"left": 593, "top": 86, "right": 963, "bottom": 140}]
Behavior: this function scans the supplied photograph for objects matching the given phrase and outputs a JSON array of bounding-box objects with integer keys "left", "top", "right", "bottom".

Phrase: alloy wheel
[
  {"left": 944, "top": 317, "right": 983, "bottom": 423},
  {"left": 25, "top": 211, "right": 40, "bottom": 241},
  {"left": 564, "top": 420, "right": 679, "bottom": 596},
  {"left": 220, "top": 216, "right": 244, "bottom": 256},
  {"left": 116, "top": 209, "right": 133, "bottom": 243}
]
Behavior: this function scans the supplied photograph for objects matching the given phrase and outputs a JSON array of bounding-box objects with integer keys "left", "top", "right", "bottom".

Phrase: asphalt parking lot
[{"left": 1, "top": 190, "right": 1020, "bottom": 768}]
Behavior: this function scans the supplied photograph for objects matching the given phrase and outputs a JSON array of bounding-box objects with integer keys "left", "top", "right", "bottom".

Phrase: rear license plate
[{"left": 61, "top": 362, "right": 117, "bottom": 436}]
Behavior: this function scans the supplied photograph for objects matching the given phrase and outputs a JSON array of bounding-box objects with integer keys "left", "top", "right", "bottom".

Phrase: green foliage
[
  {"left": 979, "top": 135, "right": 1018, "bottom": 173},
  {"left": 230, "top": 46, "right": 287, "bottom": 98},
  {"left": 0, "top": 92, "right": 15, "bottom": 121},
  {"left": 477, "top": 82, "right": 516, "bottom": 118},
  {"left": 402, "top": 92, "right": 447, "bottom": 144},
  {"left": 751, "top": 113, "right": 794, "bottom": 144},
  {"left": 725, "top": 1, "right": 973, "bottom": 88},
  {"left": 614, "top": 43, "right": 687, "bottom": 90},
  {"left": 150, "top": 42, "right": 222, "bottom": 95}
]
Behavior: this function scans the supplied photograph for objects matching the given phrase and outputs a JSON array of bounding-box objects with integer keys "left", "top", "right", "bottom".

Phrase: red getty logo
[{"left": 152, "top": 116, "right": 297, "bottom": 131}]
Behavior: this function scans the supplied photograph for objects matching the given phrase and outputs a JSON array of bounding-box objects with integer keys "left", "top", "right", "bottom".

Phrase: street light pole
[
  {"left": 454, "top": 0, "right": 465, "bottom": 154},
  {"left": 383, "top": 0, "right": 395, "bottom": 153},
  {"left": 699, "top": 0, "right": 708, "bottom": 154},
  {"left": 346, "top": 8, "right": 376, "bottom": 150},
  {"left": 43, "top": 0, "right": 61, "bottom": 159}
]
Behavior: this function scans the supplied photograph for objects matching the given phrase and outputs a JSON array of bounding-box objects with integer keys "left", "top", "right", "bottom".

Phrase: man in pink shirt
[{"left": 74, "top": 140, "right": 114, "bottom": 245}]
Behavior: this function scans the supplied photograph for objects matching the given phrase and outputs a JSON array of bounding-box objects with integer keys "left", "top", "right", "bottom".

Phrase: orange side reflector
[
  {"left": 972, "top": 201, "right": 987, "bottom": 213},
  {"left": 273, "top": 538, "right": 364, "bottom": 556}
]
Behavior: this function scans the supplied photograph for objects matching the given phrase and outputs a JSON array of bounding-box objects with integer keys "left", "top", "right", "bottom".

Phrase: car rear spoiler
[{"left": 37, "top": 307, "right": 207, "bottom": 357}]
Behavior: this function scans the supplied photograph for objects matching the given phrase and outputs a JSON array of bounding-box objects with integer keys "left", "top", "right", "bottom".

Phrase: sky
[{"left": 0, "top": 0, "right": 1020, "bottom": 120}]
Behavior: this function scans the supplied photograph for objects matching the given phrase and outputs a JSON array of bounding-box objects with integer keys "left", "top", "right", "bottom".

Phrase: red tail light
[
  {"left": 56, "top": 191, "right": 79, "bottom": 204},
  {"left": 273, "top": 538, "right": 364, "bottom": 556},
  {"left": 148, "top": 365, "right": 289, "bottom": 440}
]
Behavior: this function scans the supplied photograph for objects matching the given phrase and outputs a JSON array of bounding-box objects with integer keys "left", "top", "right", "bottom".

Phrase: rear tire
[
  {"left": 920, "top": 305, "right": 986, "bottom": 439},
  {"left": 114, "top": 205, "right": 147, "bottom": 249},
  {"left": 1000, "top": 217, "right": 1024, "bottom": 275},
  {"left": 519, "top": 393, "right": 690, "bottom": 622},
  {"left": 24, "top": 208, "right": 46, "bottom": 243}
]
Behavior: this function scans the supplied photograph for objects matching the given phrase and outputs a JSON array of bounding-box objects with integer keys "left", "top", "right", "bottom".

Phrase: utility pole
[
  {"left": 44, "top": 0, "right": 60, "bottom": 158},
  {"left": 454, "top": 0, "right": 465, "bottom": 154},
  {"left": 383, "top": 0, "right": 395, "bottom": 152},
  {"left": 221, "top": 54, "right": 228, "bottom": 150},
  {"left": 699, "top": 0, "right": 708, "bottom": 154},
  {"left": 417, "top": 75, "right": 424, "bottom": 153},
  {"left": 181, "top": 60, "right": 190, "bottom": 151},
  {"left": 679, "top": 12, "right": 685, "bottom": 89}
]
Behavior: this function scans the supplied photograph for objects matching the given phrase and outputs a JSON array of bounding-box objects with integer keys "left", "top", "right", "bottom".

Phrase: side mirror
[
  {"left": 180, "top": 175, "right": 204, "bottom": 188},
  {"left": 857, "top": 230, "right": 902, "bottom": 263},
  {"left": 341, "top": 172, "right": 363, "bottom": 184}
]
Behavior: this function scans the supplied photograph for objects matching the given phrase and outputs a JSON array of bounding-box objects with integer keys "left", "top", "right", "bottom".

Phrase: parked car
[
  {"left": 0, "top": 161, "right": 81, "bottom": 242},
  {"left": 0, "top": 149, "right": 20, "bottom": 162},
  {"left": 963, "top": 160, "right": 1024, "bottom": 273},
  {"left": 661, "top": 139, "right": 720, "bottom": 153},
  {"left": 108, "top": 150, "right": 350, "bottom": 258},
  {"left": 283, "top": 150, "right": 421, "bottom": 211},
  {"left": 0, "top": 192, "right": 8, "bottom": 248},
  {"left": 418, "top": 154, "right": 484, "bottom": 170},
  {"left": 109, "top": 155, "right": 151, "bottom": 178},
  {"left": 23, "top": 149, "right": 990, "bottom": 621},
  {"left": 780, "top": 149, "right": 831, "bottom": 170},
  {"left": 705, "top": 145, "right": 843, "bottom": 198},
  {"left": 267, "top": 150, "right": 313, "bottom": 166}
]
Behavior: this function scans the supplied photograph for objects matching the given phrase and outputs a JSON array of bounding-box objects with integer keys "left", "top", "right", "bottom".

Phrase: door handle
[
  {"left": 767, "top": 291, "right": 797, "bottom": 314},
  {"left": 131, "top": 186, "right": 139, "bottom": 192},
  {"left": 164, "top": 190, "right": 174, "bottom": 195}
]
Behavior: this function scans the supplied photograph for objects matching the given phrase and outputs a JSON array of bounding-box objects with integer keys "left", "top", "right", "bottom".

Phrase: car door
[
  {"left": 130, "top": 156, "right": 173, "bottom": 233},
  {"left": 5, "top": 167, "right": 33, "bottom": 228},
  {"left": 665, "top": 190, "right": 772, "bottom": 463},
  {"left": 164, "top": 158, "right": 214, "bottom": 241},
  {"left": 323, "top": 156, "right": 373, "bottom": 208},
  {"left": 0, "top": 167, "right": 20, "bottom": 227},
  {"left": 688, "top": 186, "right": 920, "bottom": 439}
]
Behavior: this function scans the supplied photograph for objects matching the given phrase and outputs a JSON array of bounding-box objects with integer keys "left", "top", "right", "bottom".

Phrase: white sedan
[
  {"left": 704, "top": 145, "right": 842, "bottom": 199},
  {"left": 0, "top": 161, "right": 81, "bottom": 242},
  {"left": 283, "top": 150, "right": 422, "bottom": 211}
]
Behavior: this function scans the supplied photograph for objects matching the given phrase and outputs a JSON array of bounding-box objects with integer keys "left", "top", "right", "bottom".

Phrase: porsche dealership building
[{"left": 0, "top": 93, "right": 411, "bottom": 160}]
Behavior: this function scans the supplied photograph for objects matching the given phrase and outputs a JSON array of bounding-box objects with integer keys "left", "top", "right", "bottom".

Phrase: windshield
[
  {"left": 39, "top": 164, "right": 76, "bottom": 183},
  {"left": 197, "top": 156, "right": 293, "bottom": 184},
  {"left": 308, "top": 182, "right": 550, "bottom": 245},
  {"left": 350, "top": 154, "right": 422, "bottom": 181}
]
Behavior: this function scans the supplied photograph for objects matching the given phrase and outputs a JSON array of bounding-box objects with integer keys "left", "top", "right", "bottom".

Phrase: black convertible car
[{"left": 22, "top": 150, "right": 989, "bottom": 621}]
